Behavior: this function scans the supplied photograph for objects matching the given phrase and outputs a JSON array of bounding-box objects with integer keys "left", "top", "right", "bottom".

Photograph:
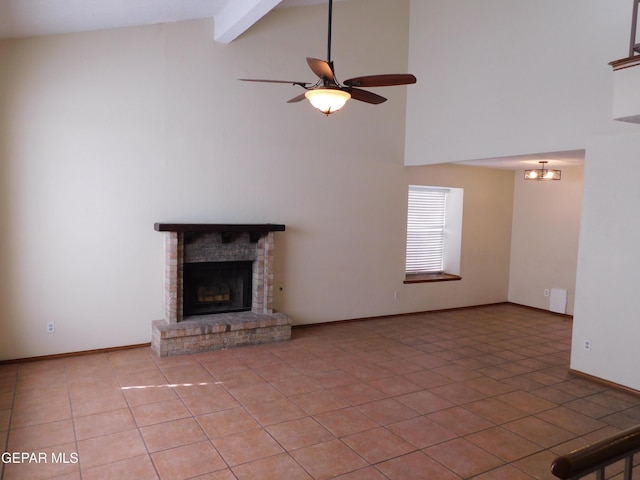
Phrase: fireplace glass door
[{"left": 183, "top": 261, "right": 252, "bottom": 316}]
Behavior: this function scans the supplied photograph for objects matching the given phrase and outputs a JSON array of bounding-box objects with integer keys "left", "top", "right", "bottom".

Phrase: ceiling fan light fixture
[{"left": 305, "top": 88, "right": 351, "bottom": 115}]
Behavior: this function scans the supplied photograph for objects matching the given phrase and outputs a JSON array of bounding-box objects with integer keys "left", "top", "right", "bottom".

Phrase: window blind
[{"left": 405, "top": 186, "right": 447, "bottom": 274}]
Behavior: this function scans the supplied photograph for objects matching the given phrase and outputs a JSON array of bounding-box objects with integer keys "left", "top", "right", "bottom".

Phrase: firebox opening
[{"left": 183, "top": 261, "right": 252, "bottom": 317}]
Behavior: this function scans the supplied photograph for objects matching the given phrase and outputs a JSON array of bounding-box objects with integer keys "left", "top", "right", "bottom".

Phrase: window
[{"left": 404, "top": 185, "right": 463, "bottom": 283}]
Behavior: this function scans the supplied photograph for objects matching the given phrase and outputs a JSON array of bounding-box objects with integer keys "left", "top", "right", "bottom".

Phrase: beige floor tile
[
  {"left": 10, "top": 398, "right": 72, "bottom": 428},
  {"left": 512, "top": 450, "right": 561, "bottom": 480},
  {"left": 496, "top": 390, "right": 558, "bottom": 415},
  {"left": 246, "top": 397, "right": 307, "bottom": 426},
  {"left": 290, "top": 439, "right": 368, "bottom": 480},
  {"left": 74, "top": 408, "right": 137, "bottom": 440},
  {"left": 151, "top": 440, "right": 227, "bottom": 480},
  {"left": 250, "top": 362, "right": 302, "bottom": 382},
  {"left": 504, "top": 416, "right": 575, "bottom": 448},
  {"left": 8, "top": 419, "right": 75, "bottom": 451},
  {"left": 341, "top": 427, "right": 415, "bottom": 464},
  {"left": 270, "top": 375, "right": 323, "bottom": 396},
  {"left": 77, "top": 429, "right": 147, "bottom": 470},
  {"left": 356, "top": 398, "right": 419, "bottom": 425},
  {"left": 224, "top": 382, "right": 284, "bottom": 407},
  {"left": 425, "top": 437, "right": 504, "bottom": 478},
  {"left": 536, "top": 406, "right": 607, "bottom": 435},
  {"left": 366, "top": 375, "right": 422, "bottom": 396},
  {"left": 291, "top": 388, "right": 350, "bottom": 415},
  {"left": 122, "top": 383, "right": 179, "bottom": 407},
  {"left": 72, "top": 391, "right": 129, "bottom": 417},
  {"left": 314, "top": 407, "right": 379, "bottom": 437},
  {"left": 427, "top": 407, "right": 493, "bottom": 435},
  {"left": 471, "top": 464, "right": 537, "bottom": 479},
  {"left": 266, "top": 416, "right": 334, "bottom": 450},
  {"left": 396, "top": 389, "right": 454, "bottom": 414},
  {"left": 465, "top": 397, "right": 529, "bottom": 424},
  {"left": 82, "top": 454, "right": 159, "bottom": 480},
  {"left": 232, "top": 452, "right": 312, "bottom": 480},
  {"left": 333, "top": 466, "right": 389, "bottom": 479},
  {"left": 330, "top": 382, "right": 386, "bottom": 406},
  {"left": 181, "top": 388, "right": 240, "bottom": 416},
  {"left": 212, "top": 428, "right": 284, "bottom": 466},
  {"left": 376, "top": 450, "right": 462, "bottom": 480},
  {"left": 387, "top": 415, "right": 458, "bottom": 448},
  {"left": 467, "top": 426, "right": 543, "bottom": 462},
  {"left": 131, "top": 398, "right": 191, "bottom": 427},
  {"left": 197, "top": 406, "right": 260, "bottom": 438},
  {"left": 141, "top": 416, "right": 207, "bottom": 452},
  {"left": 13, "top": 384, "right": 69, "bottom": 408},
  {"left": 0, "top": 408, "right": 10, "bottom": 431}
]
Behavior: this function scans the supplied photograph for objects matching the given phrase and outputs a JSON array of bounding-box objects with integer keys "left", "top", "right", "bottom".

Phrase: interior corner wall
[
  {"left": 571, "top": 133, "right": 640, "bottom": 391},
  {"left": 404, "top": 164, "right": 514, "bottom": 310},
  {"left": 404, "top": 0, "right": 640, "bottom": 392},
  {"left": 508, "top": 166, "right": 584, "bottom": 315}
]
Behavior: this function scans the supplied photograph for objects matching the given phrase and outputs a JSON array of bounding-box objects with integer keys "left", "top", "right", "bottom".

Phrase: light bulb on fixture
[
  {"left": 305, "top": 88, "right": 351, "bottom": 115},
  {"left": 524, "top": 161, "right": 561, "bottom": 181}
]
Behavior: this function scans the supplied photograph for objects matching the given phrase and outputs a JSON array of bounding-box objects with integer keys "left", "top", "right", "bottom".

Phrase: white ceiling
[
  {"left": 0, "top": 0, "right": 585, "bottom": 170},
  {"left": 0, "top": 0, "right": 333, "bottom": 43}
]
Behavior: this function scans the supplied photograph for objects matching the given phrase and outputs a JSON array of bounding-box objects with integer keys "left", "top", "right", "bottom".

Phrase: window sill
[{"left": 403, "top": 273, "right": 462, "bottom": 284}]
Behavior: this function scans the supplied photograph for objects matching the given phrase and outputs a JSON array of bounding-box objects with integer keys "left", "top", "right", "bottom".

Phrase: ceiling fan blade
[
  {"left": 306, "top": 57, "right": 335, "bottom": 83},
  {"left": 343, "top": 74, "right": 417, "bottom": 88},
  {"left": 349, "top": 88, "right": 387, "bottom": 105},
  {"left": 287, "top": 92, "right": 308, "bottom": 103},
  {"left": 239, "top": 78, "right": 310, "bottom": 87}
]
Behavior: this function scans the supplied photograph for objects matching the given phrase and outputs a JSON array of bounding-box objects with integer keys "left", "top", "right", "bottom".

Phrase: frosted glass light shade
[
  {"left": 524, "top": 161, "right": 561, "bottom": 181},
  {"left": 305, "top": 88, "right": 351, "bottom": 114}
]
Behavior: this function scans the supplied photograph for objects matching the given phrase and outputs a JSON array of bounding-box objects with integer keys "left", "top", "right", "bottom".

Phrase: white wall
[
  {"left": 572, "top": 134, "right": 640, "bottom": 391},
  {"left": 508, "top": 166, "right": 584, "bottom": 315},
  {"left": 405, "top": 0, "right": 638, "bottom": 165},
  {"left": 0, "top": 0, "right": 516, "bottom": 361}
]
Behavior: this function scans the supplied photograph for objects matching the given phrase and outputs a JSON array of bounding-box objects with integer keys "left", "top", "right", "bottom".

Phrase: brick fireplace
[{"left": 151, "top": 223, "right": 292, "bottom": 357}]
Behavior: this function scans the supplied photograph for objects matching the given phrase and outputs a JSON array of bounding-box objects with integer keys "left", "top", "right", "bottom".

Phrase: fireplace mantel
[{"left": 154, "top": 223, "right": 285, "bottom": 233}]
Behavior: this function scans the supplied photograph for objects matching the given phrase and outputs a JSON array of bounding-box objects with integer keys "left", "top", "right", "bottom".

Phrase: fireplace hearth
[{"left": 151, "top": 223, "right": 292, "bottom": 356}]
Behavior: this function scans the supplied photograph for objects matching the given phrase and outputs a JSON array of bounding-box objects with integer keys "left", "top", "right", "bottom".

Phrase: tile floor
[{"left": 1, "top": 303, "right": 640, "bottom": 480}]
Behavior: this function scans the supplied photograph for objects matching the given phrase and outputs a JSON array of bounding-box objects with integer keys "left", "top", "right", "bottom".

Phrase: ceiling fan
[{"left": 240, "top": 0, "right": 417, "bottom": 115}]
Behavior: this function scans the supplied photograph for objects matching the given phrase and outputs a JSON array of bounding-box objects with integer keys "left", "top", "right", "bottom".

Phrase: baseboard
[
  {"left": 569, "top": 369, "right": 640, "bottom": 398},
  {"left": 0, "top": 343, "right": 152, "bottom": 365},
  {"left": 292, "top": 302, "right": 516, "bottom": 329},
  {"left": 507, "top": 302, "right": 574, "bottom": 320}
]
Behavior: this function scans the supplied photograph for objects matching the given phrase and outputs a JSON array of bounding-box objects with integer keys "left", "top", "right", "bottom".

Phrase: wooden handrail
[{"left": 551, "top": 425, "right": 640, "bottom": 479}]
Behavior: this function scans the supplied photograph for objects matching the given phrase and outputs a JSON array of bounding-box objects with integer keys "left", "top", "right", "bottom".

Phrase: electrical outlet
[
  {"left": 544, "top": 289, "right": 550, "bottom": 297},
  {"left": 584, "top": 339, "right": 591, "bottom": 351},
  {"left": 46, "top": 322, "right": 55, "bottom": 334},
  {"left": 394, "top": 291, "right": 399, "bottom": 300}
]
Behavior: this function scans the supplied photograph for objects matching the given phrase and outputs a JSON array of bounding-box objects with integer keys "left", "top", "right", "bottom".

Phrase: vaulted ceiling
[
  {"left": 0, "top": 0, "right": 335, "bottom": 43},
  {"left": 0, "top": 0, "right": 586, "bottom": 170}
]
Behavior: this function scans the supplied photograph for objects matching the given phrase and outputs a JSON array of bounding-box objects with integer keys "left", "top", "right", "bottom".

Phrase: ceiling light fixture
[
  {"left": 304, "top": 88, "right": 351, "bottom": 114},
  {"left": 524, "top": 161, "right": 561, "bottom": 181}
]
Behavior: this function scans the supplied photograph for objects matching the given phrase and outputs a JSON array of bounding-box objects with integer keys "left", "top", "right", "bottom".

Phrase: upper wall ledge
[{"left": 609, "top": 56, "right": 640, "bottom": 70}]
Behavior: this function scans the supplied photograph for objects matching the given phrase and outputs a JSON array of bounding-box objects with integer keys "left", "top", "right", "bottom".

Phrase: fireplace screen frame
[{"left": 182, "top": 260, "right": 253, "bottom": 317}]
